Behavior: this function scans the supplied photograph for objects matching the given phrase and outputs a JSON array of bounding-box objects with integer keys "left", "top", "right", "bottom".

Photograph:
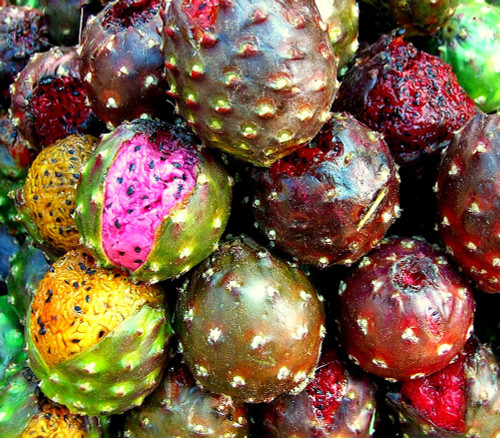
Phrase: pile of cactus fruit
[{"left": 1, "top": 0, "right": 500, "bottom": 436}]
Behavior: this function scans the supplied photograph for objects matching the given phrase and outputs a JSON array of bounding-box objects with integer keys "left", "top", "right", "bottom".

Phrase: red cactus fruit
[
  {"left": 388, "top": 338, "right": 500, "bottom": 437},
  {"left": 262, "top": 346, "right": 378, "bottom": 437},
  {"left": 333, "top": 32, "right": 478, "bottom": 167},
  {"left": 175, "top": 236, "right": 326, "bottom": 403},
  {"left": 9, "top": 46, "right": 97, "bottom": 151},
  {"left": 337, "top": 236, "right": 475, "bottom": 381},
  {"left": 436, "top": 112, "right": 500, "bottom": 294},
  {"left": 79, "top": 0, "right": 169, "bottom": 129},
  {"left": 250, "top": 112, "right": 400, "bottom": 268},
  {"left": 122, "top": 356, "right": 249, "bottom": 437},
  {"left": 0, "top": 6, "right": 50, "bottom": 107}
]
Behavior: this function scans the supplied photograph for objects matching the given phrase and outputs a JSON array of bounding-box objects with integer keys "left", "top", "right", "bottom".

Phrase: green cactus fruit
[
  {"left": 6, "top": 239, "right": 50, "bottom": 323},
  {"left": 26, "top": 248, "right": 173, "bottom": 416},
  {"left": 176, "top": 235, "right": 326, "bottom": 403},
  {"left": 121, "top": 356, "right": 249, "bottom": 437},
  {"left": 161, "top": 0, "right": 339, "bottom": 166},
  {"left": 315, "top": 0, "right": 360, "bottom": 71},
  {"left": 14, "top": 134, "right": 98, "bottom": 258},
  {"left": 74, "top": 118, "right": 232, "bottom": 284},
  {"left": 430, "top": 0, "right": 500, "bottom": 113},
  {"left": 0, "top": 295, "right": 26, "bottom": 381}
]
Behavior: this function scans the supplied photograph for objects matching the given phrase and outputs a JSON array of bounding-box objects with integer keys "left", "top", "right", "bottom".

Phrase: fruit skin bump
[
  {"left": 436, "top": 112, "right": 500, "bottom": 294},
  {"left": 14, "top": 134, "right": 98, "bottom": 257},
  {"left": 333, "top": 32, "right": 478, "bottom": 167},
  {"left": 122, "top": 355, "right": 249, "bottom": 437},
  {"left": 26, "top": 249, "right": 173, "bottom": 416},
  {"left": 430, "top": 0, "right": 500, "bottom": 113},
  {"left": 250, "top": 112, "right": 400, "bottom": 268},
  {"left": 74, "top": 118, "right": 232, "bottom": 284},
  {"left": 261, "top": 346, "right": 378, "bottom": 438},
  {"left": 175, "top": 235, "right": 326, "bottom": 403},
  {"left": 337, "top": 236, "right": 475, "bottom": 381},
  {"left": 161, "top": 0, "right": 339, "bottom": 166},
  {"left": 388, "top": 338, "right": 500, "bottom": 437}
]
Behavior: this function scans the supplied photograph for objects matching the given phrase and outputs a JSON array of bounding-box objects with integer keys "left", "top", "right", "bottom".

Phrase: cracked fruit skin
[
  {"left": 176, "top": 236, "right": 326, "bottom": 403},
  {"left": 26, "top": 249, "right": 173, "bottom": 416}
]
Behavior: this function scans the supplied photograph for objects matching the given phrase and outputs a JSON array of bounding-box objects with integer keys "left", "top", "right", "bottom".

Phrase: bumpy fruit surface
[
  {"left": 337, "top": 236, "right": 475, "bottom": 381},
  {"left": 262, "top": 346, "right": 378, "bottom": 437},
  {"left": 14, "top": 134, "right": 98, "bottom": 256},
  {"left": 80, "top": 0, "right": 168, "bottom": 129},
  {"left": 436, "top": 112, "right": 500, "bottom": 293},
  {"left": 250, "top": 112, "right": 400, "bottom": 268},
  {"left": 0, "top": 6, "right": 49, "bottom": 107},
  {"left": 26, "top": 248, "right": 173, "bottom": 415},
  {"left": 75, "top": 118, "right": 232, "bottom": 283},
  {"left": 162, "top": 0, "right": 339, "bottom": 166},
  {"left": 122, "top": 356, "right": 249, "bottom": 437},
  {"left": 388, "top": 338, "right": 500, "bottom": 437},
  {"left": 333, "top": 32, "right": 477, "bottom": 167},
  {"left": 176, "top": 236, "right": 326, "bottom": 403},
  {"left": 9, "top": 46, "right": 97, "bottom": 150},
  {"left": 430, "top": 0, "right": 500, "bottom": 113}
]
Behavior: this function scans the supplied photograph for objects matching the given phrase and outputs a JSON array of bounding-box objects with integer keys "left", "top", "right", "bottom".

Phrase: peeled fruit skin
[
  {"left": 337, "top": 236, "right": 476, "bottom": 381},
  {"left": 122, "top": 356, "right": 249, "bottom": 437},
  {"left": 14, "top": 134, "right": 98, "bottom": 257},
  {"left": 250, "top": 112, "right": 400, "bottom": 268},
  {"left": 162, "top": 0, "right": 339, "bottom": 166},
  {"left": 26, "top": 248, "right": 173, "bottom": 415},
  {"left": 74, "top": 118, "right": 232, "bottom": 284},
  {"left": 79, "top": 0, "right": 169, "bottom": 129},
  {"left": 436, "top": 113, "right": 500, "bottom": 294},
  {"left": 176, "top": 236, "right": 326, "bottom": 403},
  {"left": 262, "top": 347, "right": 378, "bottom": 438}
]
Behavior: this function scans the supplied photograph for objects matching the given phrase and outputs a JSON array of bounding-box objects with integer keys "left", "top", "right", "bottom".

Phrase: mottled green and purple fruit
[
  {"left": 75, "top": 118, "right": 232, "bottom": 284},
  {"left": 176, "top": 236, "right": 326, "bottom": 403},
  {"left": 162, "top": 0, "right": 339, "bottom": 166}
]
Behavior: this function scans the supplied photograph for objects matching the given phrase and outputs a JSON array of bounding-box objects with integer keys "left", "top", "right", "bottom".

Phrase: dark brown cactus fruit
[
  {"left": 175, "top": 236, "right": 326, "bottom": 403},
  {"left": 9, "top": 46, "right": 98, "bottom": 151},
  {"left": 250, "top": 112, "right": 400, "bottom": 268},
  {"left": 79, "top": 0, "right": 169, "bottom": 129},
  {"left": 0, "top": 6, "right": 50, "bottom": 107},
  {"left": 261, "top": 346, "right": 378, "bottom": 437},
  {"left": 436, "top": 112, "right": 500, "bottom": 294},
  {"left": 122, "top": 356, "right": 249, "bottom": 437},
  {"left": 337, "top": 236, "right": 476, "bottom": 381}
]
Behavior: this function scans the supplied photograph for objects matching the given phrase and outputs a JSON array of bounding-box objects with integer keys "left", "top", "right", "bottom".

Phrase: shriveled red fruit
[
  {"left": 9, "top": 46, "right": 97, "bottom": 150},
  {"left": 250, "top": 112, "right": 400, "bottom": 268},
  {"left": 79, "top": 0, "right": 169, "bottom": 129},
  {"left": 337, "top": 236, "right": 475, "bottom": 381},
  {"left": 175, "top": 236, "right": 326, "bottom": 403},
  {"left": 262, "top": 347, "right": 377, "bottom": 437},
  {"left": 388, "top": 338, "right": 500, "bottom": 437},
  {"left": 436, "top": 112, "right": 500, "bottom": 293},
  {"left": 0, "top": 6, "right": 50, "bottom": 107},
  {"left": 333, "top": 32, "right": 477, "bottom": 167}
]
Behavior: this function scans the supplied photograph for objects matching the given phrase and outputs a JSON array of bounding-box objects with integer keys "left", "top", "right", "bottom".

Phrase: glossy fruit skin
[
  {"left": 388, "top": 338, "right": 500, "bottom": 437},
  {"left": 337, "top": 236, "right": 475, "bottom": 381},
  {"left": 79, "top": 0, "right": 168, "bottom": 129},
  {"left": 261, "top": 347, "right": 378, "bottom": 437},
  {"left": 430, "top": 0, "right": 500, "bottom": 113},
  {"left": 162, "top": 0, "right": 339, "bottom": 166},
  {"left": 75, "top": 118, "right": 232, "bottom": 284},
  {"left": 250, "top": 112, "right": 400, "bottom": 268},
  {"left": 436, "top": 113, "right": 500, "bottom": 294},
  {"left": 26, "top": 249, "right": 173, "bottom": 416},
  {"left": 333, "top": 32, "right": 478, "bottom": 168},
  {"left": 0, "top": 5, "right": 50, "bottom": 107},
  {"left": 176, "top": 236, "right": 326, "bottom": 403},
  {"left": 122, "top": 356, "right": 249, "bottom": 437},
  {"left": 0, "top": 295, "right": 25, "bottom": 381}
]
